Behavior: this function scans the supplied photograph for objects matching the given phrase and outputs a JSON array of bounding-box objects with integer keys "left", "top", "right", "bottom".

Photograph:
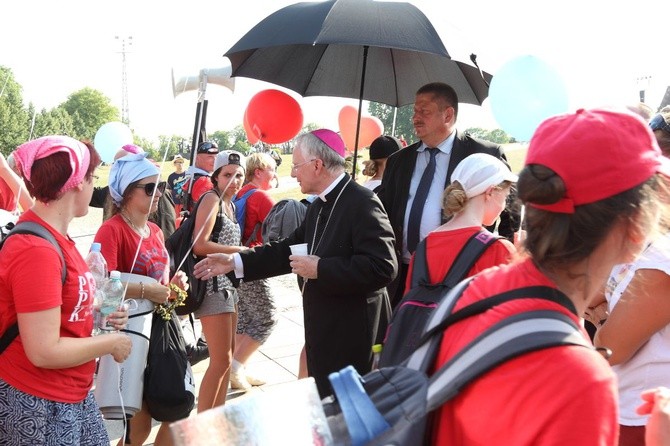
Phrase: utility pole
[
  {"left": 115, "top": 35, "right": 133, "bottom": 126},
  {"left": 636, "top": 75, "right": 652, "bottom": 104}
]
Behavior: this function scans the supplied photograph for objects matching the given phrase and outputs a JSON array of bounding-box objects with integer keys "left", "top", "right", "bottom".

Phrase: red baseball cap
[{"left": 524, "top": 108, "right": 670, "bottom": 213}]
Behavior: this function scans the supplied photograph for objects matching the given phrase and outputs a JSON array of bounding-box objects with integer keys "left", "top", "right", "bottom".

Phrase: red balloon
[
  {"left": 338, "top": 105, "right": 384, "bottom": 152},
  {"left": 243, "top": 108, "right": 260, "bottom": 145},
  {"left": 245, "top": 90, "right": 303, "bottom": 144}
]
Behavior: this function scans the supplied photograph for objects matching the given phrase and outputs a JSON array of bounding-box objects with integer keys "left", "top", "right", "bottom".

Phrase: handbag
[{"left": 143, "top": 311, "right": 195, "bottom": 422}]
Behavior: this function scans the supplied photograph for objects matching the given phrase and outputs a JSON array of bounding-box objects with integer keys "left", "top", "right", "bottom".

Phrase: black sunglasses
[
  {"left": 134, "top": 181, "right": 167, "bottom": 196},
  {"left": 650, "top": 114, "right": 670, "bottom": 134}
]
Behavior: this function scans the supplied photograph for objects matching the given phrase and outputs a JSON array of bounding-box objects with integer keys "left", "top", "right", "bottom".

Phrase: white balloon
[{"left": 94, "top": 122, "right": 133, "bottom": 163}]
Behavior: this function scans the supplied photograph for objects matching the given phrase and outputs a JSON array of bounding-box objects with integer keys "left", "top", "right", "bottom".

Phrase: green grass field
[{"left": 94, "top": 143, "right": 528, "bottom": 202}]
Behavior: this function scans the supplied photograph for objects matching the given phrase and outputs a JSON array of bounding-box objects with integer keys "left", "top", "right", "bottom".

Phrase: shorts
[
  {"left": 194, "top": 287, "right": 239, "bottom": 318},
  {"left": 236, "top": 278, "right": 278, "bottom": 343},
  {"left": 0, "top": 379, "right": 109, "bottom": 445}
]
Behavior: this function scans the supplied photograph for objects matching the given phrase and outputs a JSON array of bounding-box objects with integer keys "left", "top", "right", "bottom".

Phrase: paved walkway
[
  {"left": 103, "top": 274, "right": 304, "bottom": 445},
  {"left": 70, "top": 213, "right": 305, "bottom": 445}
]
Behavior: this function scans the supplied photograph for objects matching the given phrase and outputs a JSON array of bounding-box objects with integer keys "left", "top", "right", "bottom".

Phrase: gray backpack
[
  {"left": 261, "top": 198, "right": 308, "bottom": 243},
  {"left": 322, "top": 279, "right": 592, "bottom": 445}
]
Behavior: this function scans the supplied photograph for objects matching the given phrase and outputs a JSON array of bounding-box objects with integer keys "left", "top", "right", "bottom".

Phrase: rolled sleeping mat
[{"left": 94, "top": 273, "right": 156, "bottom": 420}]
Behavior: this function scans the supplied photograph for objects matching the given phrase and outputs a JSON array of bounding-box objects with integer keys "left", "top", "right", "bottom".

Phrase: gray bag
[
  {"left": 322, "top": 279, "right": 591, "bottom": 446},
  {"left": 261, "top": 198, "right": 308, "bottom": 242}
]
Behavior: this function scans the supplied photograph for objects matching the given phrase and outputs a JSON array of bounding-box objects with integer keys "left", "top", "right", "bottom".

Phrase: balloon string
[
  {"left": 121, "top": 78, "right": 192, "bottom": 290},
  {"left": 172, "top": 175, "right": 236, "bottom": 275}
]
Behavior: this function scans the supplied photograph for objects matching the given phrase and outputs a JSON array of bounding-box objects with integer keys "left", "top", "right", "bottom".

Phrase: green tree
[
  {"left": 487, "top": 129, "right": 513, "bottom": 144},
  {"left": 210, "top": 130, "right": 233, "bottom": 150},
  {"left": 463, "top": 127, "right": 512, "bottom": 144},
  {"left": 134, "top": 136, "right": 159, "bottom": 160},
  {"left": 0, "top": 66, "right": 30, "bottom": 154},
  {"left": 367, "top": 102, "right": 414, "bottom": 143},
  {"left": 463, "top": 127, "right": 489, "bottom": 140},
  {"left": 31, "top": 106, "right": 76, "bottom": 139},
  {"left": 60, "top": 87, "right": 119, "bottom": 140},
  {"left": 228, "top": 125, "right": 252, "bottom": 154},
  {"left": 154, "top": 135, "right": 189, "bottom": 161},
  {"left": 274, "top": 122, "right": 320, "bottom": 154}
]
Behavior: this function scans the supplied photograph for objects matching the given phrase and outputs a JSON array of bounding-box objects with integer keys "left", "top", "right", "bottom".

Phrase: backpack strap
[
  {"left": 233, "top": 187, "right": 257, "bottom": 221},
  {"left": 0, "top": 221, "right": 66, "bottom": 354},
  {"left": 405, "top": 281, "right": 577, "bottom": 372},
  {"left": 409, "top": 238, "right": 430, "bottom": 289},
  {"left": 409, "top": 230, "right": 499, "bottom": 291},
  {"left": 425, "top": 310, "right": 590, "bottom": 411},
  {"left": 441, "top": 230, "right": 500, "bottom": 289},
  {"left": 182, "top": 172, "right": 208, "bottom": 215}
]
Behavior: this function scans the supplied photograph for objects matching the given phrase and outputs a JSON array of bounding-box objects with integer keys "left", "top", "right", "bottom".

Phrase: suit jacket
[
  {"left": 378, "top": 130, "right": 519, "bottom": 263},
  {"left": 240, "top": 174, "right": 398, "bottom": 396}
]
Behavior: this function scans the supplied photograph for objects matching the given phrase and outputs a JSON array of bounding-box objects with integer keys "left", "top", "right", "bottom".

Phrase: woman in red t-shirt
[
  {"left": 404, "top": 153, "right": 518, "bottom": 294},
  {"left": 96, "top": 147, "right": 188, "bottom": 446},
  {"left": 432, "top": 109, "right": 670, "bottom": 445},
  {"left": 0, "top": 136, "right": 131, "bottom": 445}
]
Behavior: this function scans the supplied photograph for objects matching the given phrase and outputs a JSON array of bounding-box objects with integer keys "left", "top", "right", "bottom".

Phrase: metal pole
[{"left": 352, "top": 45, "right": 369, "bottom": 180}]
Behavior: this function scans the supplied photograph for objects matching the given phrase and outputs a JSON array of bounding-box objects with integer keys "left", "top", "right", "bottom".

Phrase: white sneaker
[
  {"left": 244, "top": 371, "right": 266, "bottom": 387},
  {"left": 230, "top": 369, "right": 252, "bottom": 391}
]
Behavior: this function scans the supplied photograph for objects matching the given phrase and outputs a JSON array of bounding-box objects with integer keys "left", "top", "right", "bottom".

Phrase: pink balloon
[
  {"left": 338, "top": 105, "right": 384, "bottom": 152},
  {"left": 246, "top": 90, "right": 303, "bottom": 144}
]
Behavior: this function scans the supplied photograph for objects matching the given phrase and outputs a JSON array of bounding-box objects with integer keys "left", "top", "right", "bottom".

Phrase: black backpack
[
  {"left": 0, "top": 221, "right": 66, "bottom": 354},
  {"left": 379, "top": 230, "right": 500, "bottom": 367},
  {"left": 165, "top": 190, "right": 222, "bottom": 316},
  {"left": 322, "top": 279, "right": 591, "bottom": 445},
  {"left": 143, "top": 312, "right": 195, "bottom": 422}
]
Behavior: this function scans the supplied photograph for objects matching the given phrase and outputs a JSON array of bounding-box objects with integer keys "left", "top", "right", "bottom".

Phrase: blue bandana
[{"left": 109, "top": 153, "right": 160, "bottom": 205}]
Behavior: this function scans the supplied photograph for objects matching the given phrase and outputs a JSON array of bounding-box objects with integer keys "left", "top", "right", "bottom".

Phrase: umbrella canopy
[{"left": 224, "top": 0, "right": 491, "bottom": 107}]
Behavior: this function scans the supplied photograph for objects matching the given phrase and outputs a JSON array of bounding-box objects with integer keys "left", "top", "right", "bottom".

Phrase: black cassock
[{"left": 239, "top": 174, "right": 397, "bottom": 396}]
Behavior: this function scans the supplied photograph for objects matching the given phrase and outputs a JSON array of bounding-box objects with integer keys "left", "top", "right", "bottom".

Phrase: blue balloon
[
  {"left": 489, "top": 55, "right": 569, "bottom": 142},
  {"left": 94, "top": 122, "right": 133, "bottom": 163}
]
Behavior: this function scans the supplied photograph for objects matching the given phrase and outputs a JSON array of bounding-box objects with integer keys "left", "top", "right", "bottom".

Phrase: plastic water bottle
[
  {"left": 86, "top": 242, "right": 108, "bottom": 284},
  {"left": 99, "top": 270, "right": 125, "bottom": 332},
  {"left": 86, "top": 242, "right": 107, "bottom": 335},
  {"left": 371, "top": 344, "right": 383, "bottom": 370}
]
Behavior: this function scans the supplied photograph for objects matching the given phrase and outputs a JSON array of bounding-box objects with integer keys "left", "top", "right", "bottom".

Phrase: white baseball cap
[
  {"left": 213, "top": 150, "right": 246, "bottom": 172},
  {"left": 451, "top": 153, "right": 518, "bottom": 198}
]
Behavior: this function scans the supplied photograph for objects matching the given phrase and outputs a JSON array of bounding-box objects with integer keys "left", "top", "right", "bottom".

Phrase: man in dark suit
[
  {"left": 193, "top": 129, "right": 398, "bottom": 397},
  {"left": 378, "top": 82, "right": 518, "bottom": 308}
]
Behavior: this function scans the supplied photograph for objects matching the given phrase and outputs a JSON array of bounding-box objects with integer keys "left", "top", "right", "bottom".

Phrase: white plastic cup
[{"left": 289, "top": 243, "right": 309, "bottom": 256}]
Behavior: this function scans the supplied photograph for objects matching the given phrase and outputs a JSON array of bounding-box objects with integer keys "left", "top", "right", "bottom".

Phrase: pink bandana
[{"left": 14, "top": 135, "right": 90, "bottom": 194}]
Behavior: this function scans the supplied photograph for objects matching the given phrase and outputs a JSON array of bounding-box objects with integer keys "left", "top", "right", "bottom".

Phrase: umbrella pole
[{"left": 352, "top": 45, "right": 369, "bottom": 181}]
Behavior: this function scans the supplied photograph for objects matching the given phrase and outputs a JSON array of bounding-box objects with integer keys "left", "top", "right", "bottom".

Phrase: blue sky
[{"left": 1, "top": 0, "right": 668, "bottom": 143}]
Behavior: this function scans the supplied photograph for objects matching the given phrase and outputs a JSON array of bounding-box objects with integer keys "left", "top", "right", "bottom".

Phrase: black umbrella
[{"left": 224, "top": 0, "right": 492, "bottom": 176}]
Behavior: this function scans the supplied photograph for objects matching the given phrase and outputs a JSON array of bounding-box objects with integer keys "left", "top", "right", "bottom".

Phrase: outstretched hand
[{"left": 194, "top": 253, "right": 234, "bottom": 280}]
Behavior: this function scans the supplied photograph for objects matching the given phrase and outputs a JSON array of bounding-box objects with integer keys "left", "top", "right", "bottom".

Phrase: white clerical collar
[{"left": 318, "top": 172, "right": 346, "bottom": 202}]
